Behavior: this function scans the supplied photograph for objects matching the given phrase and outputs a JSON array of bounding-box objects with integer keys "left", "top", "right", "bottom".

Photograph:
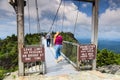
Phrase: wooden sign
[
  {"left": 78, "top": 44, "right": 96, "bottom": 61},
  {"left": 21, "top": 46, "right": 45, "bottom": 62}
]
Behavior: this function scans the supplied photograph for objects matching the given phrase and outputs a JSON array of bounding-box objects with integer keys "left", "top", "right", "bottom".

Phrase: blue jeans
[
  {"left": 46, "top": 39, "right": 50, "bottom": 47},
  {"left": 54, "top": 45, "right": 62, "bottom": 59}
]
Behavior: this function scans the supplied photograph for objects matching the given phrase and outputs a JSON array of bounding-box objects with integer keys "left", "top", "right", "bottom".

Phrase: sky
[{"left": 0, "top": 0, "right": 120, "bottom": 41}]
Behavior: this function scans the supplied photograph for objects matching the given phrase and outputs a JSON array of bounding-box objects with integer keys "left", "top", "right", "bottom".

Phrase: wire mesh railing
[{"left": 62, "top": 41, "right": 79, "bottom": 69}]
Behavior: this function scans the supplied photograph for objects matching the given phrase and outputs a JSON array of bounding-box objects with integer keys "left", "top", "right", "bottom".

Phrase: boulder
[{"left": 97, "top": 65, "right": 120, "bottom": 74}]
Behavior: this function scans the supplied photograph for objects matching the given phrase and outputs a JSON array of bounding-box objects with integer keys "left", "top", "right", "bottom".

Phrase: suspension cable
[
  {"left": 48, "top": 0, "right": 62, "bottom": 33},
  {"left": 61, "top": 0, "right": 65, "bottom": 32},
  {"left": 27, "top": 0, "right": 31, "bottom": 33},
  {"left": 35, "top": 0, "right": 40, "bottom": 33},
  {"left": 73, "top": 1, "right": 80, "bottom": 34}
]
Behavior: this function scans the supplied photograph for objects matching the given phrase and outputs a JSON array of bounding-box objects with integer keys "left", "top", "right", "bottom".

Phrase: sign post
[
  {"left": 91, "top": 0, "right": 99, "bottom": 70},
  {"left": 17, "top": 0, "right": 25, "bottom": 76},
  {"left": 9, "top": 0, "right": 26, "bottom": 76}
]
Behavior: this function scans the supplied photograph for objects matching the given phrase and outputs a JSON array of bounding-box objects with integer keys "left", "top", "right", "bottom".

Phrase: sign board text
[
  {"left": 78, "top": 44, "right": 96, "bottom": 61},
  {"left": 21, "top": 46, "right": 44, "bottom": 62}
]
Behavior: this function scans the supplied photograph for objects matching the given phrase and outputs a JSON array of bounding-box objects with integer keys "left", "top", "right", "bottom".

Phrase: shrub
[
  {"left": 97, "top": 49, "right": 119, "bottom": 67},
  {"left": 0, "top": 69, "right": 5, "bottom": 80}
]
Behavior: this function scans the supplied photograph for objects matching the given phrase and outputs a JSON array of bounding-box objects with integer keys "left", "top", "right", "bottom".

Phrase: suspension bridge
[{"left": 8, "top": 0, "right": 99, "bottom": 76}]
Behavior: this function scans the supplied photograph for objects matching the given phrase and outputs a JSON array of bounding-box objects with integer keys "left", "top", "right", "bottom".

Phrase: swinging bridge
[{"left": 9, "top": 0, "right": 99, "bottom": 76}]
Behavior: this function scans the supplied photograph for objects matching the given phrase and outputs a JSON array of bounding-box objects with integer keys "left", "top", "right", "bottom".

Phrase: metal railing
[{"left": 62, "top": 41, "right": 79, "bottom": 69}]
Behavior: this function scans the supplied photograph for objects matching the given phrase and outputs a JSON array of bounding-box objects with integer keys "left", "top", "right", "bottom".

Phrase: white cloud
[
  {"left": 82, "top": 3, "right": 90, "bottom": 8},
  {"left": 99, "top": 8, "right": 120, "bottom": 39},
  {"left": 0, "top": 24, "right": 17, "bottom": 39},
  {"left": 8, "top": 21, "right": 16, "bottom": 25},
  {"left": 99, "top": 8, "right": 120, "bottom": 29},
  {"left": 0, "top": 0, "right": 15, "bottom": 16},
  {"left": 99, "top": 31, "right": 120, "bottom": 40},
  {"left": 24, "top": 0, "right": 61, "bottom": 19},
  {"left": 82, "top": 3, "right": 87, "bottom": 8},
  {"left": 108, "top": 0, "right": 120, "bottom": 10}
]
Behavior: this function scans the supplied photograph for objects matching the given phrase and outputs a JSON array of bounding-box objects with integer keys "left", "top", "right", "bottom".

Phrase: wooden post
[
  {"left": 91, "top": 0, "right": 99, "bottom": 70},
  {"left": 77, "top": 44, "right": 80, "bottom": 70},
  {"left": 17, "top": 0, "right": 25, "bottom": 76}
]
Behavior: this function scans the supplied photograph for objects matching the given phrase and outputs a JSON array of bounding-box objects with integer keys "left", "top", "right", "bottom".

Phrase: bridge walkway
[{"left": 42, "top": 39, "right": 78, "bottom": 76}]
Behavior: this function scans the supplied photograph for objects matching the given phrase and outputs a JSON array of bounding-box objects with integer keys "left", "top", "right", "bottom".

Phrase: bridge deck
[{"left": 43, "top": 39, "right": 78, "bottom": 76}]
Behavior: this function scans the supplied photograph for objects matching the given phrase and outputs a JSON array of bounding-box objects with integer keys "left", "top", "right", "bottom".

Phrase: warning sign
[
  {"left": 21, "top": 46, "right": 45, "bottom": 62},
  {"left": 78, "top": 44, "right": 96, "bottom": 61}
]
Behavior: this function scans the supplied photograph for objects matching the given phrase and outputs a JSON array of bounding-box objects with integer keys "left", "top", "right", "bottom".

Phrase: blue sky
[{"left": 0, "top": 0, "right": 120, "bottom": 40}]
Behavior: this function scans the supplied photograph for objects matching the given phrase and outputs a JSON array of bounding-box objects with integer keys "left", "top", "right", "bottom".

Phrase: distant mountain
[{"left": 76, "top": 38, "right": 120, "bottom": 54}]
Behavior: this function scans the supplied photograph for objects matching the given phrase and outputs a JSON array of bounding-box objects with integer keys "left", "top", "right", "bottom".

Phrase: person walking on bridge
[
  {"left": 46, "top": 33, "right": 51, "bottom": 47},
  {"left": 53, "top": 32, "right": 63, "bottom": 63}
]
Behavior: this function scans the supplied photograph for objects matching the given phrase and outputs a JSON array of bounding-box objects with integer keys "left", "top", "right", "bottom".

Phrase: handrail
[{"left": 63, "top": 41, "right": 78, "bottom": 46}]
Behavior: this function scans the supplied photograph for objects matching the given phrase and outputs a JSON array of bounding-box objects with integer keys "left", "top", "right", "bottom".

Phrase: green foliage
[
  {"left": 61, "top": 32, "right": 78, "bottom": 43},
  {"left": 97, "top": 49, "right": 120, "bottom": 67},
  {"left": 0, "top": 34, "right": 18, "bottom": 71},
  {"left": 0, "top": 69, "right": 6, "bottom": 80},
  {"left": 115, "top": 54, "right": 120, "bottom": 65},
  {"left": 25, "top": 33, "right": 40, "bottom": 45},
  {"left": 62, "top": 43, "right": 77, "bottom": 63}
]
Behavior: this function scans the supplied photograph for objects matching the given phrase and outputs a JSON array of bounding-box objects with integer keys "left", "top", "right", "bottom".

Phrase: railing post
[{"left": 77, "top": 44, "right": 80, "bottom": 70}]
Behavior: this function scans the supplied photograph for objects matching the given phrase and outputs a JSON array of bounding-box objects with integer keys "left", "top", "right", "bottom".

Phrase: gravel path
[{"left": 4, "top": 70, "right": 120, "bottom": 80}]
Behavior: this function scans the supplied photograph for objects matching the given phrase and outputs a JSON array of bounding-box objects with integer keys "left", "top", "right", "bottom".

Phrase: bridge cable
[
  {"left": 73, "top": 1, "right": 80, "bottom": 34},
  {"left": 35, "top": 0, "right": 41, "bottom": 34},
  {"left": 61, "top": 0, "right": 65, "bottom": 32},
  {"left": 27, "top": 0, "right": 31, "bottom": 33},
  {"left": 48, "top": 0, "right": 62, "bottom": 33}
]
